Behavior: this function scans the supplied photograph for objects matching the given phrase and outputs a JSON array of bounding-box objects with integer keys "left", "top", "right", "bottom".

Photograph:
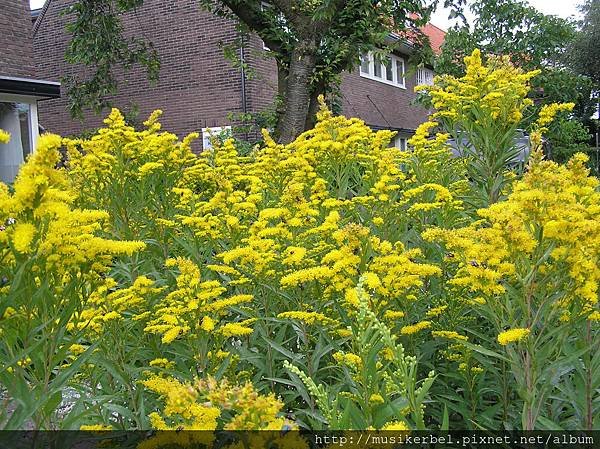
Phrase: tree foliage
[
  {"left": 434, "top": 0, "right": 595, "bottom": 160},
  {"left": 64, "top": 0, "right": 160, "bottom": 118},
  {"left": 64, "top": 0, "right": 465, "bottom": 142},
  {"left": 436, "top": 0, "right": 575, "bottom": 75},
  {"left": 570, "top": 0, "right": 600, "bottom": 86}
]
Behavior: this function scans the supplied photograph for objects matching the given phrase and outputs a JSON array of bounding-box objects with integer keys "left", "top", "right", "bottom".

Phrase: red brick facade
[
  {"left": 340, "top": 68, "right": 431, "bottom": 134},
  {"left": 32, "top": 0, "right": 437, "bottom": 143},
  {"left": 0, "top": 0, "right": 37, "bottom": 78}
]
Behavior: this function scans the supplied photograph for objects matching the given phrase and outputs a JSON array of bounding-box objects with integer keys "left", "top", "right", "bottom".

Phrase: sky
[
  {"left": 30, "top": 0, "right": 583, "bottom": 27},
  {"left": 430, "top": 0, "right": 583, "bottom": 30}
]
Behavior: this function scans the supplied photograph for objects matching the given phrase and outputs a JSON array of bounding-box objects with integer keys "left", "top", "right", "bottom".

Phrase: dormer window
[
  {"left": 417, "top": 67, "right": 434, "bottom": 86},
  {"left": 359, "top": 52, "right": 405, "bottom": 89}
]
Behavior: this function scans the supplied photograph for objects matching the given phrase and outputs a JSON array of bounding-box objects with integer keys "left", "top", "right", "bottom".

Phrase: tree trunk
[
  {"left": 274, "top": 61, "right": 288, "bottom": 135},
  {"left": 276, "top": 39, "right": 318, "bottom": 144}
]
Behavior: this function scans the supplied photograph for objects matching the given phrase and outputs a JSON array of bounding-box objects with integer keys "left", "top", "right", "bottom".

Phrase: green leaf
[{"left": 459, "top": 341, "right": 511, "bottom": 363}]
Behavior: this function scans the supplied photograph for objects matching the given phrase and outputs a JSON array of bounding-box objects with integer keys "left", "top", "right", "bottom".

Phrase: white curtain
[{"left": 0, "top": 103, "right": 25, "bottom": 184}]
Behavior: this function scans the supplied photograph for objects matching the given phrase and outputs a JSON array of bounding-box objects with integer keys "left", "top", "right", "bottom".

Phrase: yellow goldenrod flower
[
  {"left": 0, "top": 129, "right": 10, "bottom": 144},
  {"left": 200, "top": 316, "right": 216, "bottom": 332},
  {"left": 79, "top": 425, "right": 113, "bottom": 431},
  {"left": 432, "top": 330, "right": 468, "bottom": 341},
  {"left": 369, "top": 393, "right": 385, "bottom": 404},
  {"left": 401, "top": 321, "right": 432, "bottom": 335},
  {"left": 11, "top": 223, "right": 36, "bottom": 253},
  {"left": 277, "top": 311, "right": 336, "bottom": 326},
  {"left": 381, "top": 420, "right": 410, "bottom": 431},
  {"left": 218, "top": 323, "right": 253, "bottom": 338},
  {"left": 497, "top": 328, "right": 530, "bottom": 345}
]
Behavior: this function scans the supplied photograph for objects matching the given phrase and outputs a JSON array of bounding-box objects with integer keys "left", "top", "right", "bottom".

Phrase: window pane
[
  {"left": 0, "top": 102, "right": 31, "bottom": 184},
  {"left": 360, "top": 54, "right": 370, "bottom": 74},
  {"left": 396, "top": 58, "right": 405, "bottom": 85},
  {"left": 202, "top": 126, "right": 232, "bottom": 150},
  {"left": 17, "top": 104, "right": 31, "bottom": 160},
  {"left": 373, "top": 58, "right": 382, "bottom": 78},
  {"left": 399, "top": 137, "right": 407, "bottom": 151},
  {"left": 417, "top": 68, "right": 434, "bottom": 86},
  {"left": 385, "top": 57, "right": 394, "bottom": 81}
]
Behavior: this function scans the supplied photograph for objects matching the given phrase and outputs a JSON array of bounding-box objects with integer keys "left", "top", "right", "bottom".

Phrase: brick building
[
  {"left": 31, "top": 0, "right": 444, "bottom": 149},
  {"left": 0, "top": 0, "right": 60, "bottom": 183}
]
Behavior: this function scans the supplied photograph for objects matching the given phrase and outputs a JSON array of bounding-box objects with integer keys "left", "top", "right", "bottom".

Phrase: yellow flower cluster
[
  {"left": 79, "top": 424, "right": 112, "bottom": 431},
  {"left": 333, "top": 351, "right": 363, "bottom": 369},
  {"left": 530, "top": 102, "right": 575, "bottom": 150},
  {"left": 425, "top": 152, "right": 600, "bottom": 317},
  {"left": 65, "top": 108, "right": 197, "bottom": 199},
  {"left": 68, "top": 275, "right": 163, "bottom": 334},
  {"left": 63, "top": 109, "right": 198, "bottom": 249},
  {"left": 0, "top": 129, "right": 10, "bottom": 144},
  {"left": 171, "top": 98, "right": 448, "bottom": 336},
  {"left": 536, "top": 103, "right": 576, "bottom": 128},
  {"left": 278, "top": 311, "right": 337, "bottom": 326},
  {"left": 400, "top": 320, "right": 432, "bottom": 335},
  {"left": 142, "top": 376, "right": 220, "bottom": 430},
  {"left": 143, "top": 375, "right": 295, "bottom": 431},
  {"left": 143, "top": 257, "right": 254, "bottom": 344},
  {"left": 432, "top": 330, "right": 468, "bottom": 341},
  {"left": 417, "top": 49, "right": 539, "bottom": 124},
  {"left": 0, "top": 133, "right": 146, "bottom": 292},
  {"left": 497, "top": 328, "right": 530, "bottom": 345}
]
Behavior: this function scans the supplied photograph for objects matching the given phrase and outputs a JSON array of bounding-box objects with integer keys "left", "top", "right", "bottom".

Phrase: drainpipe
[{"left": 240, "top": 34, "right": 248, "bottom": 116}]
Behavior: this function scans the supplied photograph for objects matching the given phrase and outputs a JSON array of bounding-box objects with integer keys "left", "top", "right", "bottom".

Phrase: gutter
[{"left": 0, "top": 75, "right": 61, "bottom": 100}]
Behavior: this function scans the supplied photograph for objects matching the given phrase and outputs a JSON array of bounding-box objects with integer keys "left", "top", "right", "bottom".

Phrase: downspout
[
  {"left": 239, "top": 33, "right": 248, "bottom": 143},
  {"left": 240, "top": 34, "right": 247, "bottom": 115}
]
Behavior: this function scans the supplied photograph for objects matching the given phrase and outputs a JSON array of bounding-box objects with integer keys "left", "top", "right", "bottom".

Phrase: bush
[{"left": 0, "top": 50, "right": 598, "bottom": 432}]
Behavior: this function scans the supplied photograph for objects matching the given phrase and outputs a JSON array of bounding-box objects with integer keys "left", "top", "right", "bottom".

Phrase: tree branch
[{"left": 218, "top": 0, "right": 285, "bottom": 54}]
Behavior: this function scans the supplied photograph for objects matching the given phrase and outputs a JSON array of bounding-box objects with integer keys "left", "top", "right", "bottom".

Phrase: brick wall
[
  {"left": 33, "top": 0, "right": 432, "bottom": 142},
  {"left": 244, "top": 36, "right": 278, "bottom": 128},
  {"left": 33, "top": 0, "right": 256, "bottom": 147},
  {"left": 339, "top": 60, "right": 431, "bottom": 132},
  {"left": 0, "top": 0, "right": 36, "bottom": 78}
]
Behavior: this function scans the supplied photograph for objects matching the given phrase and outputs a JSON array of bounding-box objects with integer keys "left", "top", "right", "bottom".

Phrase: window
[
  {"left": 359, "top": 52, "right": 405, "bottom": 88},
  {"left": 360, "top": 54, "right": 370, "bottom": 74},
  {"left": 388, "top": 134, "right": 407, "bottom": 151},
  {"left": 202, "top": 126, "right": 232, "bottom": 150},
  {"left": 385, "top": 58, "right": 394, "bottom": 82},
  {"left": 0, "top": 100, "right": 38, "bottom": 184},
  {"left": 416, "top": 67, "right": 434, "bottom": 86}
]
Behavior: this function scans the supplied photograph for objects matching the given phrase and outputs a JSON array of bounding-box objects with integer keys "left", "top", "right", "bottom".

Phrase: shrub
[{"left": 0, "top": 50, "right": 597, "bottom": 432}]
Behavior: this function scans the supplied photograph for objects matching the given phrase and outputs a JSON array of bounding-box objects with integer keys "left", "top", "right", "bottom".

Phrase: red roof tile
[{"left": 420, "top": 23, "right": 446, "bottom": 54}]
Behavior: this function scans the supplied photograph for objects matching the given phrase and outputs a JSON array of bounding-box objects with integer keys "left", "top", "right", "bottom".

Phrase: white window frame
[
  {"left": 389, "top": 134, "right": 407, "bottom": 151},
  {"left": 0, "top": 93, "right": 39, "bottom": 153},
  {"left": 202, "top": 126, "right": 232, "bottom": 150},
  {"left": 359, "top": 52, "right": 406, "bottom": 89},
  {"left": 416, "top": 67, "right": 434, "bottom": 86}
]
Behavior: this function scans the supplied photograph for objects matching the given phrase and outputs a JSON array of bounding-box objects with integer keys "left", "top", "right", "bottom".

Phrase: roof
[
  {"left": 32, "top": 0, "right": 53, "bottom": 36},
  {"left": 420, "top": 23, "right": 446, "bottom": 54},
  {"left": 31, "top": 8, "right": 42, "bottom": 21},
  {"left": 0, "top": 75, "right": 61, "bottom": 100}
]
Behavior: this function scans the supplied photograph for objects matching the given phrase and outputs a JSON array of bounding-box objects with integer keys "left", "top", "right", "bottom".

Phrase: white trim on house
[
  {"left": 392, "top": 134, "right": 407, "bottom": 151},
  {"left": 416, "top": 67, "right": 434, "bottom": 86},
  {"left": 360, "top": 52, "right": 406, "bottom": 89},
  {"left": 202, "top": 126, "right": 232, "bottom": 149},
  {"left": 0, "top": 93, "right": 39, "bottom": 153},
  {"left": 29, "top": 101, "right": 39, "bottom": 150}
]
